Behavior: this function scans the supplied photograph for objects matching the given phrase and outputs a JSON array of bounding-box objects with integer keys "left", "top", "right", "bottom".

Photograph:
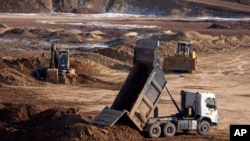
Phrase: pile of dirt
[
  {"left": 72, "top": 52, "right": 131, "bottom": 72},
  {"left": 47, "top": 30, "right": 83, "bottom": 43},
  {"left": 94, "top": 45, "right": 134, "bottom": 65},
  {"left": 2, "top": 57, "right": 46, "bottom": 76},
  {"left": 0, "top": 25, "right": 85, "bottom": 43},
  {"left": 70, "top": 59, "right": 112, "bottom": 83},
  {"left": 0, "top": 103, "right": 229, "bottom": 141},
  {"left": 0, "top": 52, "right": 126, "bottom": 86},
  {"left": 0, "top": 68, "right": 36, "bottom": 86},
  {"left": 4, "top": 28, "right": 38, "bottom": 38},
  {"left": 0, "top": 23, "right": 11, "bottom": 35},
  {"left": 0, "top": 57, "right": 47, "bottom": 86},
  {"left": 0, "top": 22, "right": 249, "bottom": 86},
  {"left": 0, "top": 103, "right": 143, "bottom": 141},
  {"left": 150, "top": 30, "right": 250, "bottom": 56},
  {"left": 1, "top": 25, "right": 249, "bottom": 85},
  {"left": 1, "top": 26, "right": 117, "bottom": 45}
]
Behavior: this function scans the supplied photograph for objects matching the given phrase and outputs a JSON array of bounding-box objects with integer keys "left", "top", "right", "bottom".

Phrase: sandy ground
[{"left": 0, "top": 13, "right": 250, "bottom": 141}]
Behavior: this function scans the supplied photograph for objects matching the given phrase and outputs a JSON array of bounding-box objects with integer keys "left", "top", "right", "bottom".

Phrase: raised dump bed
[{"left": 93, "top": 38, "right": 167, "bottom": 131}]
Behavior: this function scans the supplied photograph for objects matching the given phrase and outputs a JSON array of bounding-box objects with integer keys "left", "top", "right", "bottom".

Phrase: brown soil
[{"left": 0, "top": 3, "right": 250, "bottom": 141}]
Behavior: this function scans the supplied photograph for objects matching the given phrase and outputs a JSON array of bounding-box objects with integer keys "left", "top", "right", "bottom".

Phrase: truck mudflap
[{"left": 92, "top": 107, "right": 128, "bottom": 126}]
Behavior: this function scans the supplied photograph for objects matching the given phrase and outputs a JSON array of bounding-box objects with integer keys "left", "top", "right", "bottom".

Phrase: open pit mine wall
[
  {"left": 0, "top": 0, "right": 182, "bottom": 14},
  {"left": 0, "top": 0, "right": 249, "bottom": 17}
]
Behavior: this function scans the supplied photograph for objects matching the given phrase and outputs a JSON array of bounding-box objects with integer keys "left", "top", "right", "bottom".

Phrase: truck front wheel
[
  {"left": 198, "top": 120, "right": 211, "bottom": 136},
  {"left": 148, "top": 123, "right": 161, "bottom": 138},
  {"left": 163, "top": 122, "right": 176, "bottom": 137}
]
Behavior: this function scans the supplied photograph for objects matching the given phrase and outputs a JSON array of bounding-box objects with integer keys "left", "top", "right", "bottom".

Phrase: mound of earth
[
  {"left": 72, "top": 52, "right": 132, "bottom": 72},
  {"left": 0, "top": 103, "right": 143, "bottom": 141},
  {"left": 150, "top": 30, "right": 250, "bottom": 56},
  {"left": 0, "top": 53, "right": 126, "bottom": 86},
  {"left": 0, "top": 57, "right": 47, "bottom": 86},
  {"left": 2, "top": 28, "right": 38, "bottom": 39},
  {"left": 1, "top": 24, "right": 249, "bottom": 86},
  {"left": 0, "top": 68, "right": 36, "bottom": 86},
  {"left": 94, "top": 45, "right": 134, "bottom": 65},
  {"left": 0, "top": 103, "right": 229, "bottom": 141}
]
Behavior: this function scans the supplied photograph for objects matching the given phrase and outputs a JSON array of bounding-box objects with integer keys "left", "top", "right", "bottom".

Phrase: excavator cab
[{"left": 33, "top": 44, "right": 75, "bottom": 84}]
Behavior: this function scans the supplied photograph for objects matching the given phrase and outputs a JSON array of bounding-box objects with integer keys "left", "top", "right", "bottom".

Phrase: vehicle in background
[{"left": 163, "top": 41, "right": 197, "bottom": 73}]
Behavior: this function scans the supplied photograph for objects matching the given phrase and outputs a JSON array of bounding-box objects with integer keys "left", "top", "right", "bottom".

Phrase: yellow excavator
[
  {"left": 32, "top": 44, "right": 76, "bottom": 84},
  {"left": 163, "top": 41, "right": 197, "bottom": 73}
]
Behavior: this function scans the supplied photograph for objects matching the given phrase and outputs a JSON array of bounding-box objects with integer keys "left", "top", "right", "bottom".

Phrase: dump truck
[
  {"left": 163, "top": 41, "right": 197, "bottom": 73},
  {"left": 33, "top": 43, "right": 76, "bottom": 84},
  {"left": 93, "top": 38, "right": 218, "bottom": 138}
]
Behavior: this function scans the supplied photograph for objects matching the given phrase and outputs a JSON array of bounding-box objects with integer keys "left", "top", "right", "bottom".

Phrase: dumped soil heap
[
  {"left": 0, "top": 103, "right": 230, "bottom": 141},
  {"left": 0, "top": 103, "right": 144, "bottom": 141}
]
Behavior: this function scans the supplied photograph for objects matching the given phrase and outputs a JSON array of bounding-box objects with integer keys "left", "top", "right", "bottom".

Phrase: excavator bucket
[
  {"left": 163, "top": 56, "right": 196, "bottom": 72},
  {"left": 93, "top": 38, "right": 167, "bottom": 130}
]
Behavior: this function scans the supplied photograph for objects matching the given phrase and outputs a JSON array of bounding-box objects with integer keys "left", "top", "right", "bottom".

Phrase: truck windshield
[{"left": 205, "top": 97, "right": 217, "bottom": 109}]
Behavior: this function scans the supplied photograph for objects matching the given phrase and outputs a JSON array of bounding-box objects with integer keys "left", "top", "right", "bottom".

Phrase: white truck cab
[
  {"left": 146, "top": 90, "right": 219, "bottom": 138},
  {"left": 181, "top": 90, "right": 218, "bottom": 125}
]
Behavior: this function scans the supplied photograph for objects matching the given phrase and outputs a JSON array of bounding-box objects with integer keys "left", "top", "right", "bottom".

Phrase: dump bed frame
[{"left": 93, "top": 38, "right": 167, "bottom": 131}]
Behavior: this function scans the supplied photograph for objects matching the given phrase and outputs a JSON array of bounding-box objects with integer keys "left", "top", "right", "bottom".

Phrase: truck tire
[
  {"left": 198, "top": 120, "right": 211, "bottom": 136},
  {"left": 163, "top": 122, "right": 176, "bottom": 137},
  {"left": 148, "top": 123, "right": 161, "bottom": 138}
]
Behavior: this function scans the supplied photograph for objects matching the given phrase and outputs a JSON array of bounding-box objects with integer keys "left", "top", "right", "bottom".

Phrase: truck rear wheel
[
  {"left": 163, "top": 122, "right": 176, "bottom": 137},
  {"left": 148, "top": 123, "right": 161, "bottom": 138},
  {"left": 198, "top": 120, "right": 211, "bottom": 136}
]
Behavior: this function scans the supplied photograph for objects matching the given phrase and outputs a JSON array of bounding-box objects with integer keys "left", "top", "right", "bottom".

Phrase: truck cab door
[{"left": 203, "top": 97, "right": 218, "bottom": 124}]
